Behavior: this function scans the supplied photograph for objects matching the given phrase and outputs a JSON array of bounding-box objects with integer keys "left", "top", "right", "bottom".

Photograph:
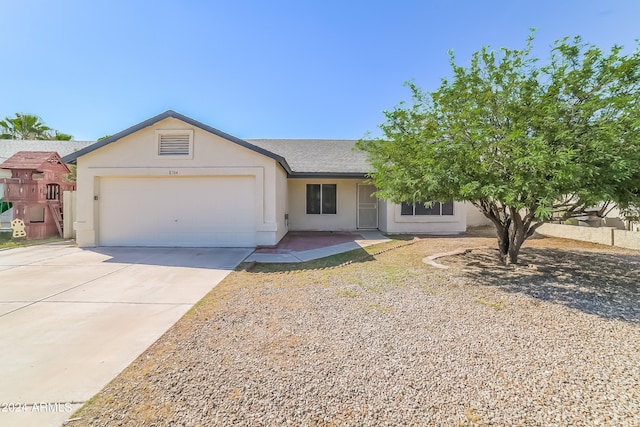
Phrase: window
[
  {"left": 29, "top": 206, "right": 45, "bottom": 223},
  {"left": 306, "top": 184, "right": 337, "bottom": 214},
  {"left": 156, "top": 129, "right": 194, "bottom": 159},
  {"left": 401, "top": 201, "right": 454, "bottom": 216},
  {"left": 45, "top": 184, "right": 61, "bottom": 201}
]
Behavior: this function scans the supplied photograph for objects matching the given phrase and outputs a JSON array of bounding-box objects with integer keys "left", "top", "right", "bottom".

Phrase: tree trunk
[
  {"left": 476, "top": 201, "right": 540, "bottom": 265},
  {"left": 507, "top": 216, "right": 527, "bottom": 264},
  {"left": 477, "top": 201, "right": 546, "bottom": 265},
  {"left": 507, "top": 233, "right": 525, "bottom": 264},
  {"left": 497, "top": 224, "right": 534, "bottom": 264},
  {"left": 495, "top": 219, "right": 528, "bottom": 265},
  {"left": 496, "top": 224, "right": 511, "bottom": 264}
]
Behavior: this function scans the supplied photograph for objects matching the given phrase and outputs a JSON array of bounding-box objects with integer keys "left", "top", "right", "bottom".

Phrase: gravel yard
[{"left": 70, "top": 234, "right": 640, "bottom": 426}]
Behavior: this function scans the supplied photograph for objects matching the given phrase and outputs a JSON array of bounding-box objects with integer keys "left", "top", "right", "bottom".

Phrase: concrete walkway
[
  {"left": 0, "top": 243, "right": 252, "bottom": 427},
  {"left": 245, "top": 231, "right": 390, "bottom": 263}
]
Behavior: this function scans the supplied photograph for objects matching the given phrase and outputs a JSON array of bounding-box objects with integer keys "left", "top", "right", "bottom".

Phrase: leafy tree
[
  {"left": 64, "top": 164, "right": 77, "bottom": 182},
  {"left": 51, "top": 131, "right": 73, "bottom": 141},
  {"left": 1, "top": 113, "right": 52, "bottom": 139},
  {"left": 357, "top": 33, "right": 640, "bottom": 264},
  {"left": 0, "top": 113, "right": 73, "bottom": 140}
]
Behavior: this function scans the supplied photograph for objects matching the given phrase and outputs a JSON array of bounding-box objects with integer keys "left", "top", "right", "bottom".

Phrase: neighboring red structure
[{"left": 0, "top": 151, "right": 74, "bottom": 239}]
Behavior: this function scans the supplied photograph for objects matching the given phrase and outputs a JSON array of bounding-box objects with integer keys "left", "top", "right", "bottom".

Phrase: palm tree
[
  {"left": 51, "top": 130, "right": 73, "bottom": 140},
  {"left": 0, "top": 113, "right": 53, "bottom": 139}
]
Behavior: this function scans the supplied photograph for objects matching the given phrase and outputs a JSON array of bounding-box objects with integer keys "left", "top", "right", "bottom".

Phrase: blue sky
[{"left": 1, "top": 0, "right": 638, "bottom": 141}]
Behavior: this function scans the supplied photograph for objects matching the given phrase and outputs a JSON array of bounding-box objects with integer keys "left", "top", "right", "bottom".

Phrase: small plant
[
  {"left": 0, "top": 231, "right": 12, "bottom": 243},
  {"left": 369, "top": 303, "right": 393, "bottom": 312},
  {"left": 460, "top": 406, "right": 483, "bottom": 426},
  {"left": 421, "top": 285, "right": 441, "bottom": 295},
  {"left": 0, "top": 235, "right": 62, "bottom": 250},
  {"left": 475, "top": 297, "right": 506, "bottom": 311},
  {"left": 0, "top": 232, "right": 24, "bottom": 249},
  {"left": 337, "top": 289, "right": 358, "bottom": 298}
]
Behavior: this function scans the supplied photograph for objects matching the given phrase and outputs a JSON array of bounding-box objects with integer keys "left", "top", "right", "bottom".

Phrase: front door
[{"left": 357, "top": 184, "right": 378, "bottom": 229}]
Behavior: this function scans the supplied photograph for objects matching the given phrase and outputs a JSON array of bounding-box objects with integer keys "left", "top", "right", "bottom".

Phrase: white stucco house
[{"left": 62, "top": 110, "right": 487, "bottom": 247}]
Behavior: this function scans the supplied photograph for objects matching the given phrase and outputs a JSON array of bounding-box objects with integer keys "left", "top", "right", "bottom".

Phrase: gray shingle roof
[
  {"left": 0, "top": 136, "right": 372, "bottom": 177},
  {"left": 247, "top": 139, "right": 370, "bottom": 177},
  {"left": 0, "top": 140, "right": 94, "bottom": 163},
  {"left": 37, "top": 111, "right": 372, "bottom": 177}
]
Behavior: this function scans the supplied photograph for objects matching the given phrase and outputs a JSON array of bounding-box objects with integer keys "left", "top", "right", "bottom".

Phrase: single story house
[{"left": 63, "top": 110, "right": 488, "bottom": 247}]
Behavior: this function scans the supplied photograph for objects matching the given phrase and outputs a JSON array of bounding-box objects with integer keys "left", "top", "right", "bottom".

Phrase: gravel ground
[{"left": 70, "top": 235, "right": 640, "bottom": 426}]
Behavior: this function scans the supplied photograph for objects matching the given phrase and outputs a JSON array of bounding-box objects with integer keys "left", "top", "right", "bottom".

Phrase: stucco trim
[{"left": 289, "top": 172, "right": 368, "bottom": 179}]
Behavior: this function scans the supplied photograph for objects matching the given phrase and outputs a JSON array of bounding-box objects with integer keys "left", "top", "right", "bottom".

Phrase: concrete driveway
[{"left": 0, "top": 243, "right": 252, "bottom": 427}]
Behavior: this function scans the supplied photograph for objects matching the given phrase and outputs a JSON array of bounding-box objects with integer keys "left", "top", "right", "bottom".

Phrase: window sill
[{"left": 395, "top": 215, "right": 459, "bottom": 223}]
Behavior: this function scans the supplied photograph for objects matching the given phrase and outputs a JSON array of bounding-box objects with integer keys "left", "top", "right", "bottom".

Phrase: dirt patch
[{"left": 440, "top": 240, "right": 640, "bottom": 324}]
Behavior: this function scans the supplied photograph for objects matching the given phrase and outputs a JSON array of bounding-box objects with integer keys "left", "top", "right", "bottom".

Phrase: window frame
[
  {"left": 306, "top": 183, "right": 337, "bottom": 215},
  {"left": 400, "top": 201, "right": 454, "bottom": 216}
]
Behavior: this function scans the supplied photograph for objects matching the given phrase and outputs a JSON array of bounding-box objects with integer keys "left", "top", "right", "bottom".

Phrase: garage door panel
[{"left": 99, "top": 177, "right": 256, "bottom": 247}]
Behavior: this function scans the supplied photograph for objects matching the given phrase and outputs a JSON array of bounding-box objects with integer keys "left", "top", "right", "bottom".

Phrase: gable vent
[{"left": 159, "top": 134, "right": 190, "bottom": 156}]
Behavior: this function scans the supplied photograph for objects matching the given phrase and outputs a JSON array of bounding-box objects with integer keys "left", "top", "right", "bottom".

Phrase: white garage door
[{"left": 99, "top": 176, "right": 256, "bottom": 247}]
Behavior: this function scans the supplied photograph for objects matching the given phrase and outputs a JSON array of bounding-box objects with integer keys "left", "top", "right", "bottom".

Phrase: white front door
[{"left": 357, "top": 184, "right": 378, "bottom": 229}]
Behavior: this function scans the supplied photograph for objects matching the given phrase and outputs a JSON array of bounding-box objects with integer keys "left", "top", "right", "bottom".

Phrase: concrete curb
[
  {"left": 245, "top": 232, "right": 392, "bottom": 264},
  {"left": 249, "top": 238, "right": 420, "bottom": 273},
  {"left": 422, "top": 247, "right": 489, "bottom": 269}
]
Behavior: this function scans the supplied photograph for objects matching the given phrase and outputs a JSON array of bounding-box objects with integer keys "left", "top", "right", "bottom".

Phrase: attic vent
[
  {"left": 159, "top": 135, "right": 189, "bottom": 155},
  {"left": 156, "top": 130, "right": 194, "bottom": 159}
]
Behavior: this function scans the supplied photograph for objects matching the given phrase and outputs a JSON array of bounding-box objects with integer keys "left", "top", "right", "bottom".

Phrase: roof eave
[
  {"left": 61, "top": 110, "right": 292, "bottom": 174},
  {"left": 288, "top": 172, "right": 369, "bottom": 179}
]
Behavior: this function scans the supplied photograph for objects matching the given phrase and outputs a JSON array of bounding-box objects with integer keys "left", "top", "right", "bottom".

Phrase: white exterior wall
[
  {"left": 613, "top": 229, "right": 640, "bottom": 250},
  {"left": 275, "top": 166, "right": 289, "bottom": 242},
  {"left": 288, "top": 178, "right": 468, "bottom": 234},
  {"left": 537, "top": 223, "right": 640, "bottom": 250},
  {"left": 466, "top": 202, "right": 492, "bottom": 227},
  {"left": 378, "top": 195, "right": 388, "bottom": 231},
  {"left": 63, "top": 190, "right": 76, "bottom": 239},
  {"left": 537, "top": 223, "right": 615, "bottom": 246},
  {"left": 287, "top": 178, "right": 366, "bottom": 231},
  {"left": 74, "top": 117, "right": 285, "bottom": 247},
  {"left": 378, "top": 200, "right": 467, "bottom": 234},
  {"left": 602, "top": 205, "right": 638, "bottom": 231}
]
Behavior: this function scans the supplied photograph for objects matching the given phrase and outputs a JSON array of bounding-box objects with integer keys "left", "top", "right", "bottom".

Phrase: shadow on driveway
[{"left": 85, "top": 246, "right": 252, "bottom": 270}]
